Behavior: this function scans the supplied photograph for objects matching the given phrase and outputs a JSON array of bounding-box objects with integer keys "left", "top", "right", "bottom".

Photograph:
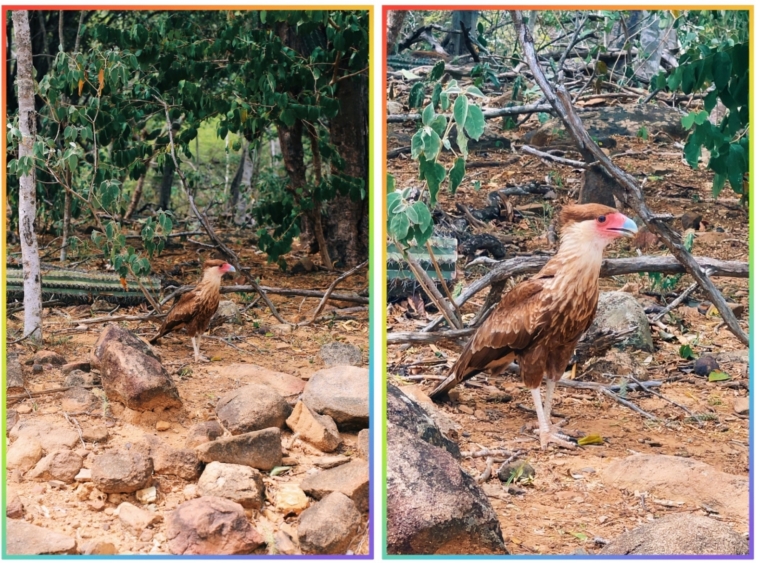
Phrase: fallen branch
[
  {"left": 598, "top": 386, "right": 658, "bottom": 420},
  {"left": 72, "top": 313, "right": 163, "bottom": 325},
  {"left": 521, "top": 145, "right": 590, "bottom": 168},
  {"left": 161, "top": 284, "right": 369, "bottom": 306},
  {"left": 475, "top": 457, "right": 494, "bottom": 484},
  {"left": 651, "top": 279, "right": 701, "bottom": 322},
  {"left": 309, "top": 260, "right": 368, "bottom": 322},
  {"left": 462, "top": 448, "right": 522, "bottom": 459},
  {"left": 7, "top": 384, "right": 100, "bottom": 402}
]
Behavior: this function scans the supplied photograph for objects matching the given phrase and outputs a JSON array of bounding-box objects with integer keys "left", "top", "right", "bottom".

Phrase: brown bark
[
  {"left": 386, "top": 10, "right": 408, "bottom": 55},
  {"left": 124, "top": 158, "right": 152, "bottom": 220},
  {"left": 158, "top": 159, "right": 174, "bottom": 210}
]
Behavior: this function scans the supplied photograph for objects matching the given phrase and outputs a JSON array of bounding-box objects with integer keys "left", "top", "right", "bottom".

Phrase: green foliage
[
  {"left": 679, "top": 345, "right": 697, "bottom": 360},
  {"left": 655, "top": 11, "right": 749, "bottom": 201}
]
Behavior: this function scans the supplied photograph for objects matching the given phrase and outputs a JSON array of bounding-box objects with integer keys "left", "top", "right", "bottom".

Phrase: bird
[
  {"left": 150, "top": 259, "right": 236, "bottom": 362},
  {"left": 428, "top": 203, "right": 638, "bottom": 449}
]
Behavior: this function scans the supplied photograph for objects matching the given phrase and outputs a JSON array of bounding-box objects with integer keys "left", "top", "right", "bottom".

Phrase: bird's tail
[
  {"left": 148, "top": 332, "right": 161, "bottom": 345},
  {"left": 428, "top": 371, "right": 461, "bottom": 401}
]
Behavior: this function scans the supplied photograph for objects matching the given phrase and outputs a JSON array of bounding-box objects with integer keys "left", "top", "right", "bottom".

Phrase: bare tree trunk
[
  {"left": 59, "top": 11, "right": 70, "bottom": 262},
  {"left": 234, "top": 142, "right": 256, "bottom": 226},
  {"left": 13, "top": 10, "right": 43, "bottom": 341},
  {"left": 386, "top": 10, "right": 408, "bottom": 55},
  {"left": 307, "top": 126, "right": 333, "bottom": 270},
  {"left": 124, "top": 157, "right": 152, "bottom": 220},
  {"left": 158, "top": 159, "right": 174, "bottom": 210}
]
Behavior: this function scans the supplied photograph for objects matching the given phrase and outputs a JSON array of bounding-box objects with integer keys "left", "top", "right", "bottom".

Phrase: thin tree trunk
[
  {"left": 386, "top": 10, "right": 408, "bottom": 55},
  {"left": 228, "top": 141, "right": 248, "bottom": 214},
  {"left": 158, "top": 159, "right": 174, "bottom": 210},
  {"left": 234, "top": 141, "right": 256, "bottom": 226},
  {"left": 124, "top": 157, "right": 152, "bottom": 220},
  {"left": 307, "top": 126, "right": 333, "bottom": 270},
  {"left": 58, "top": 11, "right": 70, "bottom": 262},
  {"left": 13, "top": 10, "right": 43, "bottom": 341}
]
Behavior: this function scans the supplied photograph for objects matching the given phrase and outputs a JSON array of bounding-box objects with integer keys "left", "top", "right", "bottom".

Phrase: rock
[
  {"left": 6, "top": 437, "right": 43, "bottom": 472},
  {"left": 399, "top": 385, "right": 461, "bottom": 440},
  {"left": 98, "top": 337, "right": 182, "bottom": 411},
  {"left": 694, "top": 355, "right": 720, "bottom": 376},
  {"left": 320, "top": 342, "right": 363, "bottom": 366},
  {"left": 63, "top": 369, "right": 96, "bottom": 388},
  {"left": 388, "top": 384, "right": 460, "bottom": 458},
  {"left": 314, "top": 456, "right": 351, "bottom": 469},
  {"left": 286, "top": 401, "right": 342, "bottom": 452},
  {"left": 27, "top": 449, "right": 83, "bottom": 483},
  {"left": 274, "top": 531, "right": 299, "bottom": 555},
  {"left": 7, "top": 354, "right": 25, "bottom": 393},
  {"left": 300, "top": 460, "right": 369, "bottom": 511},
  {"left": 5, "top": 520, "right": 77, "bottom": 554},
  {"left": 14, "top": 404, "right": 31, "bottom": 415},
  {"left": 197, "top": 462, "right": 266, "bottom": 509},
  {"left": 75, "top": 468, "right": 92, "bottom": 482},
  {"left": 601, "top": 513, "right": 747, "bottom": 555},
  {"left": 681, "top": 211, "right": 703, "bottom": 230},
  {"left": 7, "top": 409, "right": 20, "bottom": 434},
  {"left": 61, "top": 386, "right": 99, "bottom": 413},
  {"left": 216, "top": 384, "right": 291, "bottom": 434},
  {"left": 733, "top": 397, "right": 749, "bottom": 415},
  {"left": 357, "top": 429, "right": 369, "bottom": 459},
  {"left": 195, "top": 428, "right": 282, "bottom": 471},
  {"left": 302, "top": 366, "right": 369, "bottom": 430},
  {"left": 210, "top": 300, "right": 241, "bottom": 326},
  {"left": 81, "top": 425, "right": 109, "bottom": 443},
  {"left": 32, "top": 364, "right": 43, "bottom": 373},
  {"left": 6, "top": 490, "right": 24, "bottom": 518},
  {"left": 183, "top": 484, "right": 200, "bottom": 500},
  {"left": 91, "top": 451, "right": 153, "bottom": 493},
  {"left": 153, "top": 447, "right": 203, "bottom": 481},
  {"left": 156, "top": 421, "right": 171, "bottom": 431},
  {"left": 387, "top": 101, "right": 404, "bottom": 114},
  {"left": 10, "top": 418, "right": 79, "bottom": 452},
  {"left": 166, "top": 496, "right": 265, "bottom": 555},
  {"left": 135, "top": 486, "right": 157, "bottom": 504},
  {"left": 601, "top": 455, "right": 749, "bottom": 523},
  {"left": 117, "top": 501, "right": 162, "bottom": 535},
  {"left": 386, "top": 424, "right": 506, "bottom": 554},
  {"left": 274, "top": 482, "right": 311, "bottom": 515},
  {"left": 212, "top": 364, "right": 305, "bottom": 404},
  {"left": 62, "top": 360, "right": 91, "bottom": 375},
  {"left": 297, "top": 492, "right": 362, "bottom": 554},
  {"left": 91, "top": 323, "right": 160, "bottom": 368},
  {"left": 589, "top": 292, "right": 654, "bottom": 352},
  {"left": 185, "top": 421, "right": 225, "bottom": 449},
  {"left": 584, "top": 349, "right": 647, "bottom": 379},
  {"left": 79, "top": 540, "right": 117, "bottom": 555},
  {"left": 33, "top": 350, "right": 67, "bottom": 366},
  {"left": 497, "top": 460, "right": 535, "bottom": 483}
]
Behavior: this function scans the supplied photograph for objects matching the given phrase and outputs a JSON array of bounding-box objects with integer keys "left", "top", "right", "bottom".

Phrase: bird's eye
[{"left": 597, "top": 215, "right": 607, "bottom": 223}]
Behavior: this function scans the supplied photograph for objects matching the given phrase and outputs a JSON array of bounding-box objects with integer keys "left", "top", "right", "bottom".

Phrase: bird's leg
[
  {"left": 192, "top": 335, "right": 210, "bottom": 363},
  {"left": 531, "top": 387, "right": 575, "bottom": 449}
]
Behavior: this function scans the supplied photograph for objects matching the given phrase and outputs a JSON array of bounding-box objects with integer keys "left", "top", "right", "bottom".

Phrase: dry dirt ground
[
  {"left": 386, "top": 113, "right": 750, "bottom": 555},
  {"left": 5, "top": 237, "right": 370, "bottom": 555}
]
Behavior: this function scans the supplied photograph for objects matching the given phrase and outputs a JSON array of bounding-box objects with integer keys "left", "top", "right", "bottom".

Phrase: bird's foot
[
  {"left": 538, "top": 430, "right": 576, "bottom": 450},
  {"left": 194, "top": 355, "right": 211, "bottom": 363}
]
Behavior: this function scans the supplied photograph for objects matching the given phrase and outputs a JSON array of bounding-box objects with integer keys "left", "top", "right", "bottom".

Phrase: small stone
[
  {"left": 216, "top": 384, "right": 292, "bottom": 435},
  {"left": 79, "top": 541, "right": 117, "bottom": 555},
  {"left": 117, "top": 501, "right": 162, "bottom": 535},
  {"left": 733, "top": 397, "right": 749, "bottom": 415},
  {"left": 681, "top": 211, "right": 703, "bottom": 230},
  {"left": 6, "top": 490, "right": 24, "bottom": 519},
  {"left": 135, "top": 486, "right": 157, "bottom": 504},
  {"left": 184, "top": 421, "right": 225, "bottom": 449},
  {"left": 211, "top": 365, "right": 305, "bottom": 404},
  {"left": 197, "top": 462, "right": 266, "bottom": 510},
  {"left": 15, "top": 404, "right": 32, "bottom": 415},
  {"left": 474, "top": 409, "right": 489, "bottom": 421},
  {"left": 458, "top": 405, "right": 474, "bottom": 415},
  {"left": 274, "top": 482, "right": 310, "bottom": 515},
  {"left": 91, "top": 451, "right": 153, "bottom": 493},
  {"left": 63, "top": 369, "right": 96, "bottom": 388},
  {"left": 10, "top": 418, "right": 80, "bottom": 452},
  {"left": 81, "top": 426, "right": 109, "bottom": 443},
  {"left": 61, "top": 386, "right": 99, "bottom": 413},
  {"left": 32, "top": 350, "right": 67, "bottom": 366},
  {"left": 302, "top": 366, "right": 369, "bottom": 430},
  {"left": 156, "top": 421, "right": 171, "bottom": 431},
  {"left": 498, "top": 460, "right": 536, "bottom": 483},
  {"left": 274, "top": 531, "right": 299, "bottom": 555},
  {"left": 286, "top": 401, "right": 342, "bottom": 452},
  {"left": 297, "top": 492, "right": 362, "bottom": 554},
  {"left": 6, "top": 438, "right": 43, "bottom": 472},
  {"left": 183, "top": 484, "right": 199, "bottom": 500},
  {"left": 88, "top": 499, "right": 106, "bottom": 512},
  {"left": 152, "top": 445, "right": 203, "bottom": 481},
  {"left": 195, "top": 428, "right": 282, "bottom": 471},
  {"left": 694, "top": 355, "right": 720, "bottom": 377},
  {"left": 357, "top": 429, "right": 369, "bottom": 459},
  {"left": 166, "top": 496, "right": 265, "bottom": 555},
  {"left": 300, "top": 459, "right": 369, "bottom": 511},
  {"left": 32, "top": 364, "right": 43, "bottom": 373},
  {"left": 26, "top": 449, "right": 83, "bottom": 483},
  {"left": 320, "top": 342, "right": 363, "bottom": 367},
  {"left": 314, "top": 456, "right": 351, "bottom": 469},
  {"left": 5, "top": 520, "right": 76, "bottom": 554}
]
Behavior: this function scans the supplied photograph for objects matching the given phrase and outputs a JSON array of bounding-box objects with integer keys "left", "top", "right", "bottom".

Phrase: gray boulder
[
  {"left": 303, "top": 366, "right": 369, "bottom": 430},
  {"left": 589, "top": 291, "right": 654, "bottom": 351}
]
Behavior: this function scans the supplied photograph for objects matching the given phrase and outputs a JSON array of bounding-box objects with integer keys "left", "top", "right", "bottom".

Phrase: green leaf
[
  {"left": 453, "top": 94, "right": 468, "bottom": 128},
  {"left": 577, "top": 434, "right": 604, "bottom": 446},
  {"left": 708, "top": 370, "right": 730, "bottom": 382},
  {"left": 279, "top": 108, "right": 296, "bottom": 127},
  {"left": 269, "top": 466, "right": 291, "bottom": 477},
  {"left": 466, "top": 85, "right": 486, "bottom": 97},
  {"left": 400, "top": 69, "right": 419, "bottom": 80},
  {"left": 711, "top": 173, "right": 727, "bottom": 197},
  {"left": 464, "top": 102, "right": 485, "bottom": 140},
  {"left": 449, "top": 157, "right": 465, "bottom": 193},
  {"left": 713, "top": 51, "right": 732, "bottom": 91},
  {"left": 411, "top": 201, "right": 432, "bottom": 231},
  {"left": 406, "top": 204, "right": 420, "bottom": 225},
  {"left": 681, "top": 113, "right": 696, "bottom": 129},
  {"left": 570, "top": 532, "right": 588, "bottom": 542},
  {"left": 693, "top": 111, "right": 709, "bottom": 125},
  {"left": 429, "top": 60, "right": 445, "bottom": 82},
  {"left": 387, "top": 174, "right": 396, "bottom": 192},
  {"left": 430, "top": 115, "right": 447, "bottom": 137},
  {"left": 456, "top": 127, "right": 469, "bottom": 158},
  {"left": 410, "top": 130, "right": 425, "bottom": 160},
  {"left": 421, "top": 127, "right": 442, "bottom": 161},
  {"left": 679, "top": 345, "right": 697, "bottom": 360},
  {"left": 409, "top": 82, "right": 425, "bottom": 109},
  {"left": 431, "top": 82, "right": 442, "bottom": 110},
  {"left": 421, "top": 103, "right": 435, "bottom": 126},
  {"left": 389, "top": 211, "right": 410, "bottom": 241},
  {"left": 419, "top": 157, "right": 446, "bottom": 206}
]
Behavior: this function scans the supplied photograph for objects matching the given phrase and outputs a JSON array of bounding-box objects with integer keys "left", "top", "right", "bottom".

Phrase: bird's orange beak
[{"left": 605, "top": 213, "right": 638, "bottom": 238}]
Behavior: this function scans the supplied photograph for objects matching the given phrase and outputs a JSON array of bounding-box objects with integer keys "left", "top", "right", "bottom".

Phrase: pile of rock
[{"left": 6, "top": 325, "right": 370, "bottom": 556}]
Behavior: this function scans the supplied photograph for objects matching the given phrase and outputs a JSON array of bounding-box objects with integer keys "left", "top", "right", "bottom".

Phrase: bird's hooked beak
[
  {"left": 608, "top": 215, "right": 638, "bottom": 238},
  {"left": 226, "top": 265, "right": 237, "bottom": 273}
]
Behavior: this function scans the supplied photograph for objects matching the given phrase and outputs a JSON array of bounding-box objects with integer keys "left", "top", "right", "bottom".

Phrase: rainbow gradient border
[
  {"left": 1, "top": 4, "right": 375, "bottom": 559},
  {"left": 380, "top": 4, "right": 754, "bottom": 560}
]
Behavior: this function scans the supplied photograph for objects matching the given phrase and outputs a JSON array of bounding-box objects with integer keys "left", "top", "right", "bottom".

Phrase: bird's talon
[{"left": 539, "top": 431, "right": 576, "bottom": 450}]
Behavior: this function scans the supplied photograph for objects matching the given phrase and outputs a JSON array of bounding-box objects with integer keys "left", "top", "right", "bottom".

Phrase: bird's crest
[
  {"left": 558, "top": 203, "right": 618, "bottom": 230},
  {"left": 203, "top": 259, "right": 228, "bottom": 269}
]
